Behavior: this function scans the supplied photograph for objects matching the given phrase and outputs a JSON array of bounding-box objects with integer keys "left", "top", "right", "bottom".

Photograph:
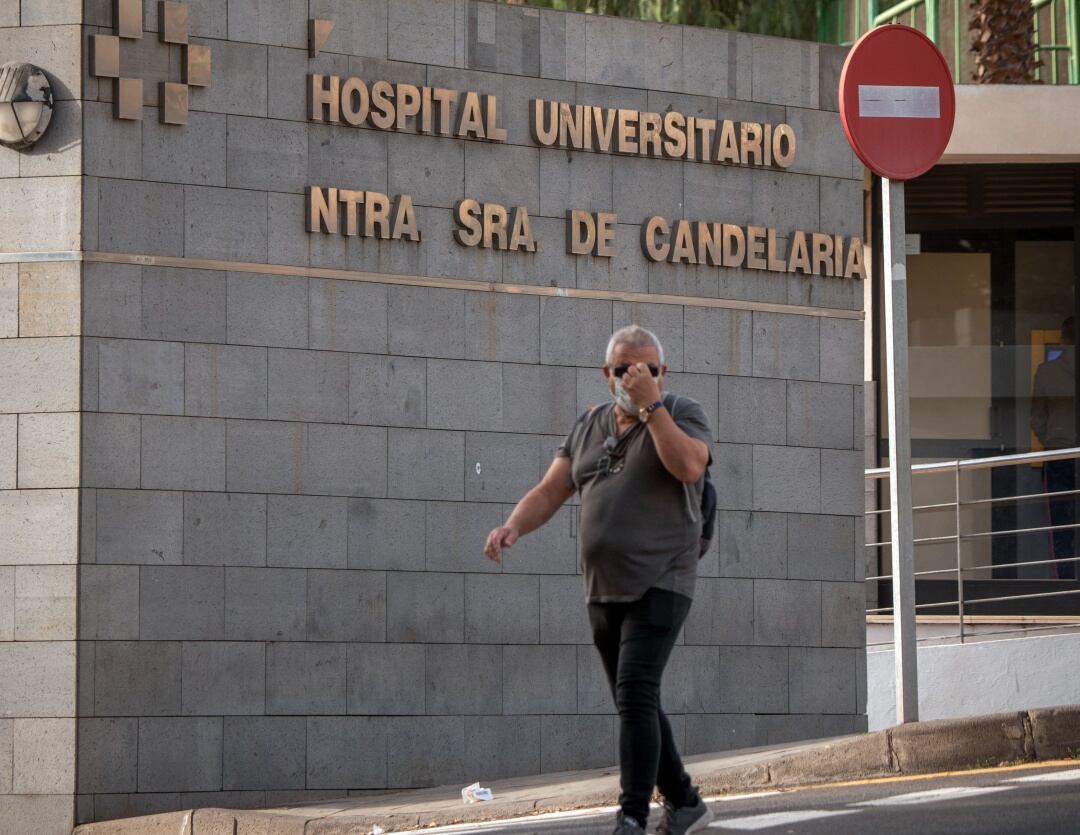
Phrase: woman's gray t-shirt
[{"left": 556, "top": 396, "right": 713, "bottom": 603}]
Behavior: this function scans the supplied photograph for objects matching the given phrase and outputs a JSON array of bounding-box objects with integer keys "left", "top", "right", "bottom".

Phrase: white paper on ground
[{"left": 461, "top": 782, "right": 495, "bottom": 803}]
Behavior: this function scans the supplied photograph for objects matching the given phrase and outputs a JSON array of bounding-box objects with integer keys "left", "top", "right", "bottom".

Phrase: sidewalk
[{"left": 75, "top": 705, "right": 1080, "bottom": 835}]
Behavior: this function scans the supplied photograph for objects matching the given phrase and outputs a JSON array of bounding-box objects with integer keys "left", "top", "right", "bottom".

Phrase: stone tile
[
  {"left": 227, "top": 273, "right": 308, "bottom": 348},
  {"left": 577, "top": 646, "right": 614, "bottom": 715},
  {"left": 0, "top": 175, "right": 79, "bottom": 252},
  {"left": 788, "top": 381, "right": 854, "bottom": 450},
  {"left": 682, "top": 713, "right": 757, "bottom": 756},
  {"left": 17, "top": 261, "right": 79, "bottom": 337},
  {"left": 789, "top": 647, "right": 857, "bottom": 714},
  {"left": 538, "top": 148, "right": 612, "bottom": 217},
  {"left": 266, "top": 642, "right": 346, "bottom": 715},
  {"left": 465, "top": 432, "right": 541, "bottom": 503},
  {"left": 681, "top": 26, "right": 733, "bottom": 98},
  {"left": 820, "top": 318, "right": 863, "bottom": 385},
  {"left": 715, "top": 510, "right": 788, "bottom": 580},
  {"left": 822, "top": 582, "right": 866, "bottom": 648},
  {"left": 820, "top": 176, "right": 864, "bottom": 239},
  {"left": 388, "top": 428, "right": 464, "bottom": 501},
  {"left": 718, "top": 645, "right": 788, "bottom": 714},
  {"left": 141, "top": 416, "right": 227, "bottom": 492},
  {"left": 502, "top": 504, "right": 579, "bottom": 576},
  {"left": 751, "top": 37, "right": 818, "bottom": 107},
  {"left": 0, "top": 567, "right": 12, "bottom": 641},
  {"left": 142, "top": 110, "right": 226, "bottom": 186},
  {"left": 715, "top": 375, "right": 786, "bottom": 445},
  {"left": 464, "top": 142, "right": 540, "bottom": 217},
  {"left": 348, "top": 354, "right": 426, "bottom": 428},
  {"left": 223, "top": 717, "right": 305, "bottom": 791},
  {"left": 95, "top": 489, "right": 183, "bottom": 565},
  {"left": 185, "top": 344, "right": 268, "bottom": 419},
  {"left": 83, "top": 262, "right": 142, "bottom": 339},
  {"left": 310, "top": 280, "right": 388, "bottom": 354},
  {"left": 0, "top": 795, "right": 74, "bottom": 834},
  {"left": 227, "top": 115, "right": 307, "bottom": 193},
  {"left": 503, "top": 362, "right": 578, "bottom": 436},
  {"left": 224, "top": 567, "right": 306, "bottom": 641},
  {"left": 181, "top": 642, "right": 265, "bottom": 715},
  {"left": 307, "top": 569, "right": 386, "bottom": 642},
  {"left": 538, "top": 574, "right": 591, "bottom": 645},
  {"left": 386, "top": 571, "right": 464, "bottom": 644},
  {"left": 463, "top": 294, "right": 539, "bottom": 366},
  {"left": 309, "top": 0, "right": 388, "bottom": 59},
  {"left": 584, "top": 15, "right": 683, "bottom": 91},
  {"left": 307, "top": 716, "right": 387, "bottom": 791},
  {"left": 97, "top": 179, "right": 184, "bottom": 256},
  {"left": 427, "top": 359, "right": 503, "bottom": 431},
  {"left": 784, "top": 106, "right": 857, "bottom": 181},
  {"left": 0, "top": 489, "right": 77, "bottom": 567},
  {"left": 612, "top": 155, "right": 685, "bottom": 226},
  {"left": 712, "top": 443, "right": 753, "bottom": 511},
  {"left": 139, "top": 565, "right": 225, "bottom": 640},
  {"left": 267, "top": 192, "right": 309, "bottom": 267},
  {"left": 97, "top": 338, "right": 184, "bottom": 415},
  {"left": 267, "top": 348, "right": 349, "bottom": 423},
  {"left": 788, "top": 514, "right": 856, "bottom": 582},
  {"left": 501, "top": 215, "right": 578, "bottom": 290},
  {"left": 389, "top": 0, "right": 456, "bottom": 65},
  {"left": 684, "top": 307, "right": 753, "bottom": 376},
  {"left": 662, "top": 645, "right": 723, "bottom": 714},
  {"left": 95, "top": 641, "right": 181, "bottom": 716},
  {"left": 347, "top": 498, "right": 426, "bottom": 571},
  {"left": 309, "top": 123, "right": 389, "bottom": 198},
  {"left": 821, "top": 449, "right": 863, "bottom": 516},
  {"left": 137, "top": 717, "right": 223, "bottom": 792},
  {"left": 465, "top": 574, "right": 539, "bottom": 644},
  {"left": 346, "top": 643, "right": 425, "bottom": 715},
  {"left": 16, "top": 412, "right": 79, "bottom": 488},
  {"left": 683, "top": 577, "right": 754, "bottom": 645},
  {"left": 754, "top": 579, "right": 822, "bottom": 647},
  {"left": 753, "top": 445, "right": 820, "bottom": 514},
  {"left": 539, "top": 296, "right": 612, "bottom": 368},
  {"left": 503, "top": 645, "right": 576, "bottom": 714},
  {"left": 225, "top": 419, "right": 305, "bottom": 494},
  {"left": 12, "top": 718, "right": 75, "bottom": 794},
  {"left": 82, "top": 412, "right": 141, "bottom": 489},
  {"left": 425, "top": 500, "right": 503, "bottom": 573},
  {"left": 0, "top": 414, "right": 12, "bottom": 491},
  {"left": 305, "top": 423, "right": 389, "bottom": 497},
  {"left": 464, "top": 714, "right": 539, "bottom": 780},
  {"left": 91, "top": 793, "right": 183, "bottom": 823},
  {"left": 185, "top": 186, "right": 268, "bottom": 262},
  {"left": 0, "top": 264, "right": 16, "bottom": 338},
  {"left": 425, "top": 643, "right": 502, "bottom": 716},
  {"left": 78, "top": 718, "right": 138, "bottom": 794},
  {"left": 141, "top": 267, "right": 227, "bottom": 342},
  {"left": 14, "top": 565, "right": 76, "bottom": 640},
  {"left": 196, "top": 40, "right": 268, "bottom": 118},
  {"left": 184, "top": 492, "right": 266, "bottom": 567},
  {"left": 752, "top": 311, "right": 820, "bottom": 381},
  {"left": 0, "top": 642, "right": 75, "bottom": 718},
  {"left": 540, "top": 715, "right": 615, "bottom": 773},
  {"left": 387, "top": 132, "right": 464, "bottom": 209},
  {"left": 388, "top": 285, "right": 466, "bottom": 359},
  {"left": 611, "top": 301, "right": 685, "bottom": 372},
  {"left": 0, "top": 337, "right": 80, "bottom": 413}
]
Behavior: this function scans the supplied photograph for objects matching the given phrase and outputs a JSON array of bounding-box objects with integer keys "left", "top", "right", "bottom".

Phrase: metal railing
[
  {"left": 864, "top": 446, "right": 1080, "bottom": 646},
  {"left": 819, "top": 0, "right": 1079, "bottom": 84}
]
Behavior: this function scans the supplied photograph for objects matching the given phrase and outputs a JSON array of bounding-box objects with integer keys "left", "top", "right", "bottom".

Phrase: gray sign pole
[{"left": 881, "top": 176, "right": 919, "bottom": 723}]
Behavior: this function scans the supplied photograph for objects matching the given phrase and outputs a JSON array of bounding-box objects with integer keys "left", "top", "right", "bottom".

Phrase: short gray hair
[{"left": 605, "top": 325, "right": 665, "bottom": 365}]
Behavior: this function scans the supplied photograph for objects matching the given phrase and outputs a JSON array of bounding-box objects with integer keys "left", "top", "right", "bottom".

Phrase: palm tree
[{"left": 969, "top": 0, "right": 1039, "bottom": 82}]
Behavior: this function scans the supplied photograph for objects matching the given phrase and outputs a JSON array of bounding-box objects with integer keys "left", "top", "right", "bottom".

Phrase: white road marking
[
  {"left": 853, "top": 785, "right": 1016, "bottom": 807},
  {"left": 709, "top": 809, "right": 860, "bottom": 830},
  {"left": 858, "top": 84, "right": 941, "bottom": 118},
  {"left": 1008, "top": 768, "right": 1080, "bottom": 783}
]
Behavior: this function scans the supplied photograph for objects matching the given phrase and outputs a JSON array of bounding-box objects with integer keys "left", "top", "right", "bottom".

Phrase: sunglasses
[
  {"left": 609, "top": 364, "right": 661, "bottom": 378},
  {"left": 598, "top": 436, "right": 626, "bottom": 475}
]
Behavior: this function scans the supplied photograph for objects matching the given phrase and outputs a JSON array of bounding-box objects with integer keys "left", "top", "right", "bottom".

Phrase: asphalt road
[{"left": 391, "top": 762, "right": 1080, "bottom": 835}]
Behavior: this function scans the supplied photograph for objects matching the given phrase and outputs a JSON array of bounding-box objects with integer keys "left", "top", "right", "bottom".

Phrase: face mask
[{"left": 612, "top": 377, "right": 637, "bottom": 414}]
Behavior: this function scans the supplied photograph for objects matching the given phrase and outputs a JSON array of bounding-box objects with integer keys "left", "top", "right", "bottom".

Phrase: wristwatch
[{"left": 639, "top": 400, "right": 665, "bottom": 423}]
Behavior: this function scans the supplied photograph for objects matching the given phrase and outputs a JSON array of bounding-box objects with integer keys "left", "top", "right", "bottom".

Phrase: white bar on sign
[{"left": 858, "top": 84, "right": 940, "bottom": 118}]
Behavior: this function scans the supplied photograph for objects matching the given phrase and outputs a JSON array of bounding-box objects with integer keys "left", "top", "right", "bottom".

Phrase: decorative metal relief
[{"left": 90, "top": 0, "right": 211, "bottom": 125}]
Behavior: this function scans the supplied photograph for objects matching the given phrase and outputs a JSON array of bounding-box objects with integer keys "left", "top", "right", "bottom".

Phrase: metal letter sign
[{"left": 839, "top": 25, "right": 956, "bottom": 726}]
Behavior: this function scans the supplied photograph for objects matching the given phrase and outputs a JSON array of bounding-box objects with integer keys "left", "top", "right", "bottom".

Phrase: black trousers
[
  {"left": 1045, "top": 459, "right": 1078, "bottom": 580},
  {"left": 588, "top": 587, "right": 695, "bottom": 826}
]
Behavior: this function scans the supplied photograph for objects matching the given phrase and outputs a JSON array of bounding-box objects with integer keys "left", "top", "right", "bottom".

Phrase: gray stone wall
[
  {"left": 0, "top": 8, "right": 84, "bottom": 833},
  {"left": 3, "top": 1, "right": 866, "bottom": 830}
]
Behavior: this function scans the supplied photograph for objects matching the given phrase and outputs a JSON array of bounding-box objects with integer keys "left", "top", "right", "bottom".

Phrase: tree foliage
[{"left": 500, "top": 0, "right": 818, "bottom": 41}]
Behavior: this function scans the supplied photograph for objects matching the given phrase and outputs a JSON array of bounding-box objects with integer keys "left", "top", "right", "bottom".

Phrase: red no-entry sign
[{"left": 839, "top": 25, "right": 955, "bottom": 181}]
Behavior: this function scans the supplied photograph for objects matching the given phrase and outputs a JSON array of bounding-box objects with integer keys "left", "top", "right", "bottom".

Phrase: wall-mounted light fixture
[{"left": 0, "top": 62, "right": 54, "bottom": 150}]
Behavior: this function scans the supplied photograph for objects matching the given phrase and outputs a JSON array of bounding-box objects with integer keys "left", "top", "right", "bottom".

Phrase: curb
[{"left": 73, "top": 705, "right": 1080, "bottom": 834}]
